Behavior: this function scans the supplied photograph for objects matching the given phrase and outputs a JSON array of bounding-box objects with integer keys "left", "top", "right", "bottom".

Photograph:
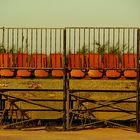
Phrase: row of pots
[
  {"left": 0, "top": 53, "right": 65, "bottom": 68},
  {"left": 69, "top": 54, "right": 137, "bottom": 68},
  {"left": 0, "top": 53, "right": 137, "bottom": 68},
  {"left": 0, "top": 53, "right": 137, "bottom": 78},
  {"left": 0, "top": 69, "right": 137, "bottom": 79},
  {"left": 70, "top": 69, "right": 137, "bottom": 79}
]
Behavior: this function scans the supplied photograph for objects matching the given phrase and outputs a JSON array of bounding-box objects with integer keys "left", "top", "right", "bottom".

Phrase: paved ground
[{"left": 0, "top": 128, "right": 140, "bottom": 140}]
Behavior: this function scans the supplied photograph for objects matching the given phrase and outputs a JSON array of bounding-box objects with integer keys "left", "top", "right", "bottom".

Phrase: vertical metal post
[
  {"left": 0, "top": 94, "right": 2, "bottom": 111},
  {"left": 66, "top": 73, "right": 70, "bottom": 129},
  {"left": 136, "top": 28, "right": 140, "bottom": 132},
  {"left": 65, "top": 28, "right": 70, "bottom": 130},
  {"left": 2, "top": 27, "right": 5, "bottom": 67},
  {"left": 40, "top": 29, "right": 42, "bottom": 67},
  {"left": 63, "top": 28, "right": 67, "bottom": 130}
]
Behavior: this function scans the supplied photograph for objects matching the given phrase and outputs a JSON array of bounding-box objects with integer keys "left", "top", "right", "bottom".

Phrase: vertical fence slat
[
  {"left": 63, "top": 28, "right": 67, "bottom": 130},
  {"left": 136, "top": 28, "right": 140, "bottom": 132}
]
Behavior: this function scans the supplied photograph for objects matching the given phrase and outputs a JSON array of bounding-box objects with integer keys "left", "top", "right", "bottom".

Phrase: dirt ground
[{"left": 0, "top": 128, "right": 140, "bottom": 140}]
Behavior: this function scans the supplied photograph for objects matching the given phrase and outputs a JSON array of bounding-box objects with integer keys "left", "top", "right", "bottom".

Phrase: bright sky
[{"left": 0, "top": 0, "right": 140, "bottom": 27}]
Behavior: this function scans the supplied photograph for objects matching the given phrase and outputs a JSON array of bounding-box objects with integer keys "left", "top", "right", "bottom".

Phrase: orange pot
[
  {"left": 104, "top": 54, "right": 121, "bottom": 78},
  {"left": 34, "top": 70, "right": 49, "bottom": 77},
  {"left": 104, "top": 54, "right": 121, "bottom": 68},
  {"left": 17, "top": 70, "right": 32, "bottom": 77},
  {"left": 15, "top": 53, "right": 31, "bottom": 67},
  {"left": 32, "top": 54, "right": 48, "bottom": 68},
  {"left": 106, "top": 70, "right": 121, "bottom": 78},
  {"left": 88, "top": 70, "right": 103, "bottom": 78},
  {"left": 0, "top": 53, "right": 13, "bottom": 67},
  {"left": 52, "top": 70, "right": 63, "bottom": 77},
  {"left": 124, "top": 70, "right": 137, "bottom": 78},
  {"left": 49, "top": 54, "right": 64, "bottom": 68},
  {"left": 86, "top": 54, "right": 103, "bottom": 68},
  {"left": 70, "top": 70, "right": 85, "bottom": 78},
  {"left": 0, "top": 69, "right": 14, "bottom": 77},
  {"left": 122, "top": 54, "right": 137, "bottom": 68},
  {"left": 68, "top": 54, "right": 85, "bottom": 68},
  {"left": 49, "top": 54, "right": 64, "bottom": 77}
]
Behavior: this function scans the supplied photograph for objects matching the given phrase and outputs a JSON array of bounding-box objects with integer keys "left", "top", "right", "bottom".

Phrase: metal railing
[
  {"left": 0, "top": 27, "right": 139, "bottom": 132},
  {"left": 0, "top": 27, "right": 64, "bottom": 70},
  {"left": 66, "top": 27, "right": 138, "bottom": 70}
]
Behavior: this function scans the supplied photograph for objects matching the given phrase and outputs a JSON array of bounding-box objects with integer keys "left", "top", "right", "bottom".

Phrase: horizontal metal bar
[
  {"left": 0, "top": 67, "right": 64, "bottom": 70},
  {"left": 1, "top": 109, "right": 135, "bottom": 114},
  {"left": 86, "top": 68, "right": 137, "bottom": 70},
  {"left": 0, "top": 27, "right": 64, "bottom": 29},
  {"left": 82, "top": 100, "right": 136, "bottom": 103},
  {"left": 0, "top": 89, "right": 63, "bottom": 92},
  {"left": 1, "top": 89, "right": 135, "bottom": 93},
  {"left": 0, "top": 67, "right": 137, "bottom": 71},
  {"left": 0, "top": 89, "right": 135, "bottom": 93},
  {"left": 71, "top": 109, "right": 136, "bottom": 112},
  {"left": 69, "top": 89, "right": 136, "bottom": 93},
  {"left": 9, "top": 99, "right": 64, "bottom": 102},
  {"left": 3, "top": 109, "right": 63, "bottom": 111},
  {"left": 68, "top": 68, "right": 137, "bottom": 70},
  {"left": 66, "top": 27, "right": 139, "bottom": 29},
  {"left": 0, "top": 27, "right": 139, "bottom": 30},
  {"left": 23, "top": 99, "right": 63, "bottom": 101}
]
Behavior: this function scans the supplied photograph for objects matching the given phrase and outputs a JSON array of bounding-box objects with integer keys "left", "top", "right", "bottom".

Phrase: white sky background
[{"left": 0, "top": 0, "right": 140, "bottom": 27}]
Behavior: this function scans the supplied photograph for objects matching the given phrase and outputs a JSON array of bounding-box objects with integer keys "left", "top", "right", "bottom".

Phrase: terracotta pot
[
  {"left": 68, "top": 54, "right": 85, "bottom": 78},
  {"left": 49, "top": 54, "right": 64, "bottom": 77},
  {"left": 104, "top": 54, "right": 121, "bottom": 78},
  {"left": 15, "top": 53, "right": 31, "bottom": 67},
  {"left": 86, "top": 54, "right": 103, "bottom": 68},
  {"left": 88, "top": 70, "right": 103, "bottom": 78},
  {"left": 52, "top": 70, "right": 63, "bottom": 77},
  {"left": 70, "top": 70, "right": 85, "bottom": 78},
  {"left": 122, "top": 54, "right": 137, "bottom": 68},
  {"left": 124, "top": 70, "right": 137, "bottom": 78},
  {"left": 34, "top": 70, "right": 49, "bottom": 77},
  {"left": 0, "top": 53, "right": 13, "bottom": 67},
  {"left": 106, "top": 70, "right": 121, "bottom": 78},
  {"left": 49, "top": 54, "right": 63, "bottom": 68},
  {"left": 32, "top": 54, "right": 48, "bottom": 68},
  {"left": 68, "top": 54, "right": 85, "bottom": 68},
  {"left": 0, "top": 69, "right": 14, "bottom": 77},
  {"left": 17, "top": 70, "right": 32, "bottom": 77},
  {"left": 104, "top": 54, "right": 121, "bottom": 68}
]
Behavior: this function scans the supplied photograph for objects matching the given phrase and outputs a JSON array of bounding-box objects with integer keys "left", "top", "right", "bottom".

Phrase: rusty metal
[
  {"left": 0, "top": 27, "right": 64, "bottom": 70},
  {"left": 63, "top": 28, "right": 67, "bottom": 130},
  {"left": 136, "top": 28, "right": 140, "bottom": 132},
  {"left": 65, "top": 27, "right": 139, "bottom": 132},
  {"left": 0, "top": 27, "right": 65, "bottom": 130},
  {"left": 0, "top": 27, "right": 140, "bottom": 132}
]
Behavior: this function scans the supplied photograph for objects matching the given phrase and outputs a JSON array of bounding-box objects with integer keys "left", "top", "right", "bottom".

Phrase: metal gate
[
  {"left": 0, "top": 27, "right": 140, "bottom": 132},
  {"left": 64, "top": 27, "right": 140, "bottom": 132},
  {"left": 0, "top": 27, "right": 65, "bottom": 130}
]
